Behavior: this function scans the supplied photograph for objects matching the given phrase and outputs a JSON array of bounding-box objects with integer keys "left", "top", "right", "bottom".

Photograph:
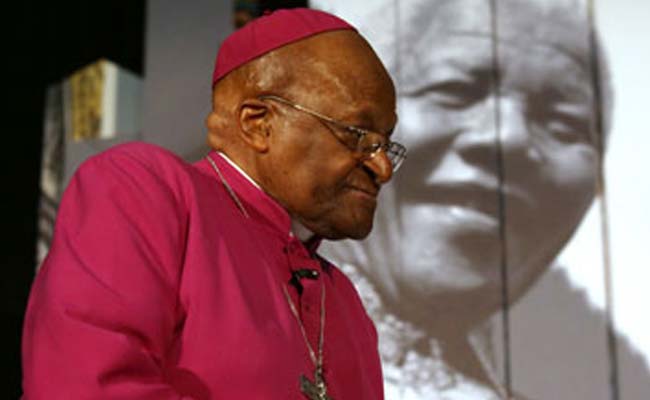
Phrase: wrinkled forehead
[
  {"left": 425, "top": 0, "right": 586, "bottom": 56},
  {"left": 283, "top": 31, "right": 395, "bottom": 97},
  {"left": 363, "top": 0, "right": 591, "bottom": 72}
]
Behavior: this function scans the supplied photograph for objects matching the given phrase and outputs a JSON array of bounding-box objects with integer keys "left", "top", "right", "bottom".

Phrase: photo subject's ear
[{"left": 238, "top": 99, "right": 271, "bottom": 152}]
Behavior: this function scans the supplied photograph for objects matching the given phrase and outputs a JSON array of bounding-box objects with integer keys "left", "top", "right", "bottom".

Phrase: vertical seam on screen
[
  {"left": 394, "top": 0, "right": 400, "bottom": 88},
  {"left": 586, "top": 1, "right": 620, "bottom": 399},
  {"left": 488, "top": 0, "right": 513, "bottom": 397},
  {"left": 394, "top": 0, "right": 404, "bottom": 239}
]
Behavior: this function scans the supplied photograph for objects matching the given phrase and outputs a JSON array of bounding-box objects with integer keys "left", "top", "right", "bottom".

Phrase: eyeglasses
[{"left": 258, "top": 95, "right": 407, "bottom": 172}]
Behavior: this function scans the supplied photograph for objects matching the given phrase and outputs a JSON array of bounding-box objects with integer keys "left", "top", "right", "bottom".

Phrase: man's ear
[
  {"left": 238, "top": 99, "right": 272, "bottom": 152},
  {"left": 206, "top": 111, "right": 226, "bottom": 151}
]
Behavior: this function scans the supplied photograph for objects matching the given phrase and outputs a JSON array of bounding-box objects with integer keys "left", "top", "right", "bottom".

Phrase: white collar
[
  {"left": 216, "top": 151, "right": 314, "bottom": 242},
  {"left": 217, "top": 151, "right": 261, "bottom": 189}
]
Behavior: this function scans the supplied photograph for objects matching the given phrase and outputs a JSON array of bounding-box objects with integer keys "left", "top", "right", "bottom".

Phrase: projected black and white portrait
[{"left": 314, "top": 0, "right": 621, "bottom": 398}]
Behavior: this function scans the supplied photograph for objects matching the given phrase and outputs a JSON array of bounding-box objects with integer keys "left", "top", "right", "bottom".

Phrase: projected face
[
  {"left": 315, "top": 0, "right": 603, "bottom": 327},
  {"left": 384, "top": 27, "right": 598, "bottom": 319}
]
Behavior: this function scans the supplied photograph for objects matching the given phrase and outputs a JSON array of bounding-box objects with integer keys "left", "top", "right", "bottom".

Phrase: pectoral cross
[{"left": 300, "top": 372, "right": 332, "bottom": 400}]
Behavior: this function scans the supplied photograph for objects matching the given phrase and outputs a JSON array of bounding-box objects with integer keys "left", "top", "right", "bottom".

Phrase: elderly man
[{"left": 22, "top": 9, "right": 404, "bottom": 400}]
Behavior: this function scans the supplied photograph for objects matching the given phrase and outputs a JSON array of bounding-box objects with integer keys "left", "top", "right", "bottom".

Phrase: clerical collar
[
  {"left": 217, "top": 151, "right": 315, "bottom": 243},
  {"left": 217, "top": 151, "right": 261, "bottom": 189},
  {"left": 291, "top": 220, "right": 314, "bottom": 242}
]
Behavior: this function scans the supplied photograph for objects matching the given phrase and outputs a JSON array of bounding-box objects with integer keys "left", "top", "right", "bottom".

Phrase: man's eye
[
  {"left": 409, "top": 80, "right": 489, "bottom": 109},
  {"left": 334, "top": 126, "right": 362, "bottom": 147},
  {"left": 527, "top": 87, "right": 594, "bottom": 144},
  {"left": 531, "top": 103, "right": 592, "bottom": 144},
  {"left": 545, "top": 112, "right": 591, "bottom": 144}
]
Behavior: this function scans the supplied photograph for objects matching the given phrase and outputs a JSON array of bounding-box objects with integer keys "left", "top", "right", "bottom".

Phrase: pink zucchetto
[{"left": 212, "top": 8, "right": 356, "bottom": 86}]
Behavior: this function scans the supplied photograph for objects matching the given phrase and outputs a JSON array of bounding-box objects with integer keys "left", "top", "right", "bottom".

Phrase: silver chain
[{"left": 206, "top": 153, "right": 328, "bottom": 397}]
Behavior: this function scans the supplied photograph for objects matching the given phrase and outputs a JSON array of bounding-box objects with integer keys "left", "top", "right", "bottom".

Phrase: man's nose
[
  {"left": 363, "top": 150, "right": 393, "bottom": 184},
  {"left": 454, "top": 97, "right": 536, "bottom": 166},
  {"left": 498, "top": 98, "right": 537, "bottom": 157}
]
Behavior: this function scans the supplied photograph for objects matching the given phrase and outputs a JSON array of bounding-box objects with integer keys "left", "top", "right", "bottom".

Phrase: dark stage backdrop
[{"left": 3, "top": 2, "right": 145, "bottom": 398}]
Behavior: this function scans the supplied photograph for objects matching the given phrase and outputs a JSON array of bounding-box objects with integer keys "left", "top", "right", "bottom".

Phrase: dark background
[{"left": 2, "top": 1, "right": 146, "bottom": 397}]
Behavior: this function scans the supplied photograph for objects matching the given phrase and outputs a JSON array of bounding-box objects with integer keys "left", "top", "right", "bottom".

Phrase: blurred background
[{"left": 3, "top": 2, "right": 145, "bottom": 397}]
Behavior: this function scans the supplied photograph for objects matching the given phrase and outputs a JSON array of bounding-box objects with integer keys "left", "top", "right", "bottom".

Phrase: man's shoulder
[
  {"left": 65, "top": 141, "right": 205, "bottom": 211},
  {"left": 77, "top": 141, "right": 202, "bottom": 189},
  {"left": 73, "top": 142, "right": 234, "bottom": 213},
  {"left": 86, "top": 141, "right": 187, "bottom": 171}
]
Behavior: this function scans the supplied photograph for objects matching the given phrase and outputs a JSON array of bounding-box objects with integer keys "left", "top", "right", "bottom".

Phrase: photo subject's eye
[
  {"left": 546, "top": 114, "right": 591, "bottom": 144},
  {"left": 408, "top": 77, "right": 489, "bottom": 110},
  {"left": 532, "top": 103, "right": 592, "bottom": 144}
]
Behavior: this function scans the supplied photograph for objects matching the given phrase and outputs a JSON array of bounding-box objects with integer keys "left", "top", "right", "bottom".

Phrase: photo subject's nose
[
  {"left": 454, "top": 122, "right": 499, "bottom": 169},
  {"left": 453, "top": 96, "right": 534, "bottom": 169},
  {"left": 498, "top": 98, "right": 532, "bottom": 155}
]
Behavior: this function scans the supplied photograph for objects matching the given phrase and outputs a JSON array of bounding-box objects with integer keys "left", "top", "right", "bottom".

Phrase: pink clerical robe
[{"left": 22, "top": 142, "right": 383, "bottom": 400}]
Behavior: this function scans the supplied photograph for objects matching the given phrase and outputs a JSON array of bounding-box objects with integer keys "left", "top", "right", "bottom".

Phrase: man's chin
[{"left": 341, "top": 227, "right": 372, "bottom": 241}]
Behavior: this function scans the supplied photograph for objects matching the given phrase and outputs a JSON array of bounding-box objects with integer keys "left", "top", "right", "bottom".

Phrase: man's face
[
  {"left": 388, "top": 25, "right": 597, "bottom": 311},
  {"left": 261, "top": 32, "right": 397, "bottom": 240}
]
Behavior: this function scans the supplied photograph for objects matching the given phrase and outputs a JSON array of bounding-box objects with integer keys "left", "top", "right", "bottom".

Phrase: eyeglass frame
[{"left": 257, "top": 95, "right": 407, "bottom": 172}]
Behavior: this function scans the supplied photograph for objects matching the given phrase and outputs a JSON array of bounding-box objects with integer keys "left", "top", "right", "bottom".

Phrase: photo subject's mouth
[
  {"left": 404, "top": 181, "right": 498, "bottom": 214},
  {"left": 402, "top": 180, "right": 532, "bottom": 222}
]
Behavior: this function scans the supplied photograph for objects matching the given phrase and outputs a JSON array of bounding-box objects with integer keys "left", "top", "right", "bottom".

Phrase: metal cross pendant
[{"left": 300, "top": 373, "right": 332, "bottom": 400}]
